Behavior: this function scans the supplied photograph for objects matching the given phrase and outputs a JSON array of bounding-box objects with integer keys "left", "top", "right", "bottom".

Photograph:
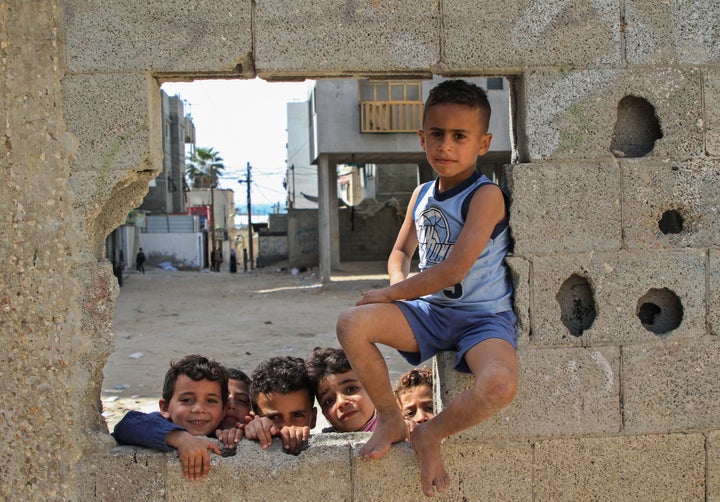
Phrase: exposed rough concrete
[
  {"left": 535, "top": 434, "right": 706, "bottom": 500},
  {"left": 3, "top": 0, "right": 720, "bottom": 499}
]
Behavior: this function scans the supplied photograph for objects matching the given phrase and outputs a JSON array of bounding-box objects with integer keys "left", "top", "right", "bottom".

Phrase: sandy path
[{"left": 101, "top": 262, "right": 411, "bottom": 431}]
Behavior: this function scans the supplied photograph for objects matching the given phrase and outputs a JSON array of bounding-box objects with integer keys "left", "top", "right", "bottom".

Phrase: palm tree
[{"left": 186, "top": 147, "right": 225, "bottom": 189}]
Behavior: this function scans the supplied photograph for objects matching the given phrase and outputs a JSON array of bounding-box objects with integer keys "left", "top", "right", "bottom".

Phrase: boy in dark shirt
[{"left": 113, "top": 354, "right": 229, "bottom": 480}]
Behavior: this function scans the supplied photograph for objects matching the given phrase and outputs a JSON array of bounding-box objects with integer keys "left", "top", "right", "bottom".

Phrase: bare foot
[
  {"left": 359, "top": 412, "right": 407, "bottom": 460},
  {"left": 412, "top": 423, "right": 451, "bottom": 497}
]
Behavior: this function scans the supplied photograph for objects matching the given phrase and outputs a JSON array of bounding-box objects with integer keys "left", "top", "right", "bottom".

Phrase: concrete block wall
[{"left": 2, "top": 0, "right": 718, "bottom": 499}]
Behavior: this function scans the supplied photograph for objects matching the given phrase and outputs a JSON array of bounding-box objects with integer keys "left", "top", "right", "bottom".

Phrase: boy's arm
[
  {"left": 358, "top": 184, "right": 505, "bottom": 304},
  {"left": 387, "top": 185, "right": 421, "bottom": 285},
  {"left": 112, "top": 410, "right": 185, "bottom": 451}
]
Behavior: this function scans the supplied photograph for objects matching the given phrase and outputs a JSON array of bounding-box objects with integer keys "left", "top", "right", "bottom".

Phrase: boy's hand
[
  {"left": 278, "top": 425, "right": 310, "bottom": 455},
  {"left": 166, "top": 430, "right": 221, "bottom": 481},
  {"left": 244, "top": 416, "right": 277, "bottom": 450},
  {"left": 215, "top": 424, "right": 245, "bottom": 450},
  {"left": 356, "top": 287, "right": 394, "bottom": 306}
]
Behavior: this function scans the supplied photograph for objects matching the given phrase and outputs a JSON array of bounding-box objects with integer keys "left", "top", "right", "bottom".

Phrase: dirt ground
[{"left": 101, "top": 261, "right": 412, "bottom": 432}]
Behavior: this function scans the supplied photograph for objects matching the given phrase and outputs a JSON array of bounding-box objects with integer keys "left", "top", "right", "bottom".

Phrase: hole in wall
[
  {"left": 636, "top": 287, "right": 683, "bottom": 335},
  {"left": 658, "top": 209, "right": 684, "bottom": 234},
  {"left": 610, "top": 95, "right": 663, "bottom": 158},
  {"left": 101, "top": 75, "right": 518, "bottom": 433},
  {"left": 556, "top": 273, "right": 597, "bottom": 337}
]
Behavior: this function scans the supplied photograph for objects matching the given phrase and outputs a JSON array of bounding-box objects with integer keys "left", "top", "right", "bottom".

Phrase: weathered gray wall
[{"left": 2, "top": 0, "right": 718, "bottom": 500}]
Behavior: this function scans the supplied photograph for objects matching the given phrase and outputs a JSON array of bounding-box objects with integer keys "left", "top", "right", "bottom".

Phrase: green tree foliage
[{"left": 186, "top": 147, "right": 225, "bottom": 189}]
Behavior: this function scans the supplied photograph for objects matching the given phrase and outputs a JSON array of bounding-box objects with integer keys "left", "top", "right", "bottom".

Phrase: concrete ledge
[
  {"left": 708, "top": 431, "right": 720, "bottom": 502},
  {"left": 535, "top": 434, "right": 706, "bottom": 500},
  {"left": 79, "top": 431, "right": 709, "bottom": 500},
  {"left": 623, "top": 338, "right": 720, "bottom": 433}
]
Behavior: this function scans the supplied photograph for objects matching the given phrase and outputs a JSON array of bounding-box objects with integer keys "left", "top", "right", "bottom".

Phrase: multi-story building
[
  {"left": 285, "top": 77, "right": 512, "bottom": 278},
  {"left": 138, "top": 91, "right": 195, "bottom": 214}
]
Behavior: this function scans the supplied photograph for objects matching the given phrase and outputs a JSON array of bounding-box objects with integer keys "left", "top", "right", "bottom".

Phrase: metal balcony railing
[{"left": 360, "top": 101, "right": 423, "bottom": 133}]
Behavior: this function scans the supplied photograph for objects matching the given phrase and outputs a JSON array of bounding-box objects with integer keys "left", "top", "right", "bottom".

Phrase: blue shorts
[{"left": 394, "top": 299, "right": 518, "bottom": 373}]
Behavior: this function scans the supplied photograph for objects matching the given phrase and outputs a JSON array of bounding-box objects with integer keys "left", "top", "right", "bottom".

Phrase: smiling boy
[
  {"left": 113, "top": 354, "right": 229, "bottom": 481},
  {"left": 337, "top": 79, "right": 518, "bottom": 497}
]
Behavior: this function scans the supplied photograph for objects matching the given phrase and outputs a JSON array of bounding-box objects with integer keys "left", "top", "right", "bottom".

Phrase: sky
[{"left": 161, "top": 78, "right": 314, "bottom": 211}]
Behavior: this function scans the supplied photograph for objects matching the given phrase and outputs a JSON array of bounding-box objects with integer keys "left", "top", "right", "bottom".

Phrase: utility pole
[
  {"left": 210, "top": 183, "right": 216, "bottom": 270},
  {"left": 238, "top": 162, "right": 254, "bottom": 270}
]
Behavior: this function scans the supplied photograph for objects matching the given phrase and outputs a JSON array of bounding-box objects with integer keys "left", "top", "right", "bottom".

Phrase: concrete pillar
[{"left": 317, "top": 154, "right": 340, "bottom": 282}]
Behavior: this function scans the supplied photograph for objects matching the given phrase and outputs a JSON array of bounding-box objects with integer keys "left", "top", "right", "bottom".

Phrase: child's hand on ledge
[
  {"left": 166, "top": 430, "right": 221, "bottom": 481},
  {"left": 215, "top": 424, "right": 245, "bottom": 450},
  {"left": 278, "top": 425, "right": 310, "bottom": 455}
]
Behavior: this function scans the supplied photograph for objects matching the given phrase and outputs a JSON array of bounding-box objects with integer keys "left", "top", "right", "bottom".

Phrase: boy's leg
[
  {"left": 412, "top": 338, "right": 517, "bottom": 497},
  {"left": 337, "top": 303, "right": 419, "bottom": 459}
]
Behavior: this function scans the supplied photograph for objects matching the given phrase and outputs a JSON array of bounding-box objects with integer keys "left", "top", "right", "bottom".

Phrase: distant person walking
[
  {"left": 229, "top": 248, "right": 237, "bottom": 273},
  {"left": 136, "top": 248, "right": 146, "bottom": 274}
]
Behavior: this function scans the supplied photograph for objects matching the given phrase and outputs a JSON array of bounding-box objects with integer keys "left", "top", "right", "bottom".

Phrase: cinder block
[
  {"left": 254, "top": 1, "right": 439, "bottom": 76},
  {"left": 506, "top": 255, "right": 530, "bottom": 345},
  {"left": 708, "top": 431, "right": 720, "bottom": 502},
  {"left": 625, "top": 0, "right": 720, "bottom": 66},
  {"left": 710, "top": 248, "right": 720, "bottom": 337},
  {"left": 535, "top": 434, "right": 706, "bottom": 500},
  {"left": 353, "top": 437, "right": 533, "bottom": 501},
  {"left": 506, "top": 161, "right": 622, "bottom": 254},
  {"left": 435, "top": 346, "right": 620, "bottom": 438},
  {"left": 624, "top": 339, "right": 720, "bottom": 433},
  {"left": 524, "top": 69, "right": 704, "bottom": 160},
  {"left": 531, "top": 251, "right": 706, "bottom": 345},
  {"left": 63, "top": 73, "right": 161, "bottom": 173},
  {"left": 75, "top": 446, "right": 167, "bottom": 501},
  {"left": 166, "top": 437, "right": 352, "bottom": 501},
  {"left": 622, "top": 159, "right": 720, "bottom": 249},
  {"left": 442, "top": 0, "right": 622, "bottom": 70},
  {"left": 707, "top": 69, "right": 720, "bottom": 156},
  {"left": 63, "top": 1, "right": 253, "bottom": 74}
]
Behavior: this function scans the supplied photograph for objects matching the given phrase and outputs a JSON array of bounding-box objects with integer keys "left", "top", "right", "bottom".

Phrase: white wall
[{"left": 139, "top": 232, "right": 205, "bottom": 270}]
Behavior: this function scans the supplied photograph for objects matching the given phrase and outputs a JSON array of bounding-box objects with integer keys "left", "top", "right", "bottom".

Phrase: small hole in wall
[
  {"left": 610, "top": 95, "right": 663, "bottom": 158},
  {"left": 658, "top": 209, "right": 684, "bottom": 234},
  {"left": 636, "top": 287, "right": 683, "bottom": 335},
  {"left": 556, "top": 274, "right": 597, "bottom": 337}
]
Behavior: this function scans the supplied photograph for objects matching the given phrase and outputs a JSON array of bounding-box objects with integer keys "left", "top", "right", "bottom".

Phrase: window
[{"left": 359, "top": 80, "right": 423, "bottom": 133}]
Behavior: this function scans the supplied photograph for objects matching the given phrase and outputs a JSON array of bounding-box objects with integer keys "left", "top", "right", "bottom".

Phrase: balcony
[{"left": 360, "top": 101, "right": 423, "bottom": 133}]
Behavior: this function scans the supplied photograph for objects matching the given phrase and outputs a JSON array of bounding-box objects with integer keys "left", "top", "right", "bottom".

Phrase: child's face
[
  {"left": 397, "top": 385, "right": 434, "bottom": 424},
  {"left": 254, "top": 389, "right": 317, "bottom": 429},
  {"left": 159, "top": 374, "right": 225, "bottom": 436},
  {"left": 220, "top": 379, "right": 252, "bottom": 428},
  {"left": 419, "top": 102, "right": 492, "bottom": 184},
  {"left": 316, "top": 371, "right": 375, "bottom": 432}
]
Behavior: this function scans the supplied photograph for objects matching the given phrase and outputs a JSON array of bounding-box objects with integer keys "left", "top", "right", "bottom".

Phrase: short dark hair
[
  {"left": 394, "top": 366, "right": 433, "bottom": 399},
  {"left": 423, "top": 79, "right": 491, "bottom": 132},
  {"left": 305, "top": 347, "right": 352, "bottom": 393},
  {"left": 250, "top": 356, "right": 313, "bottom": 399},
  {"left": 162, "top": 354, "right": 229, "bottom": 405},
  {"left": 227, "top": 367, "right": 252, "bottom": 387}
]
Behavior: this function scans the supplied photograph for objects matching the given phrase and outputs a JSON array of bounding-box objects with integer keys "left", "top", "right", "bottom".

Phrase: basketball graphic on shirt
[{"left": 417, "top": 207, "right": 453, "bottom": 264}]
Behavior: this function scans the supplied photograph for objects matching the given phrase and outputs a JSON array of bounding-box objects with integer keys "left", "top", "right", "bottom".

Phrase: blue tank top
[{"left": 413, "top": 172, "right": 514, "bottom": 313}]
